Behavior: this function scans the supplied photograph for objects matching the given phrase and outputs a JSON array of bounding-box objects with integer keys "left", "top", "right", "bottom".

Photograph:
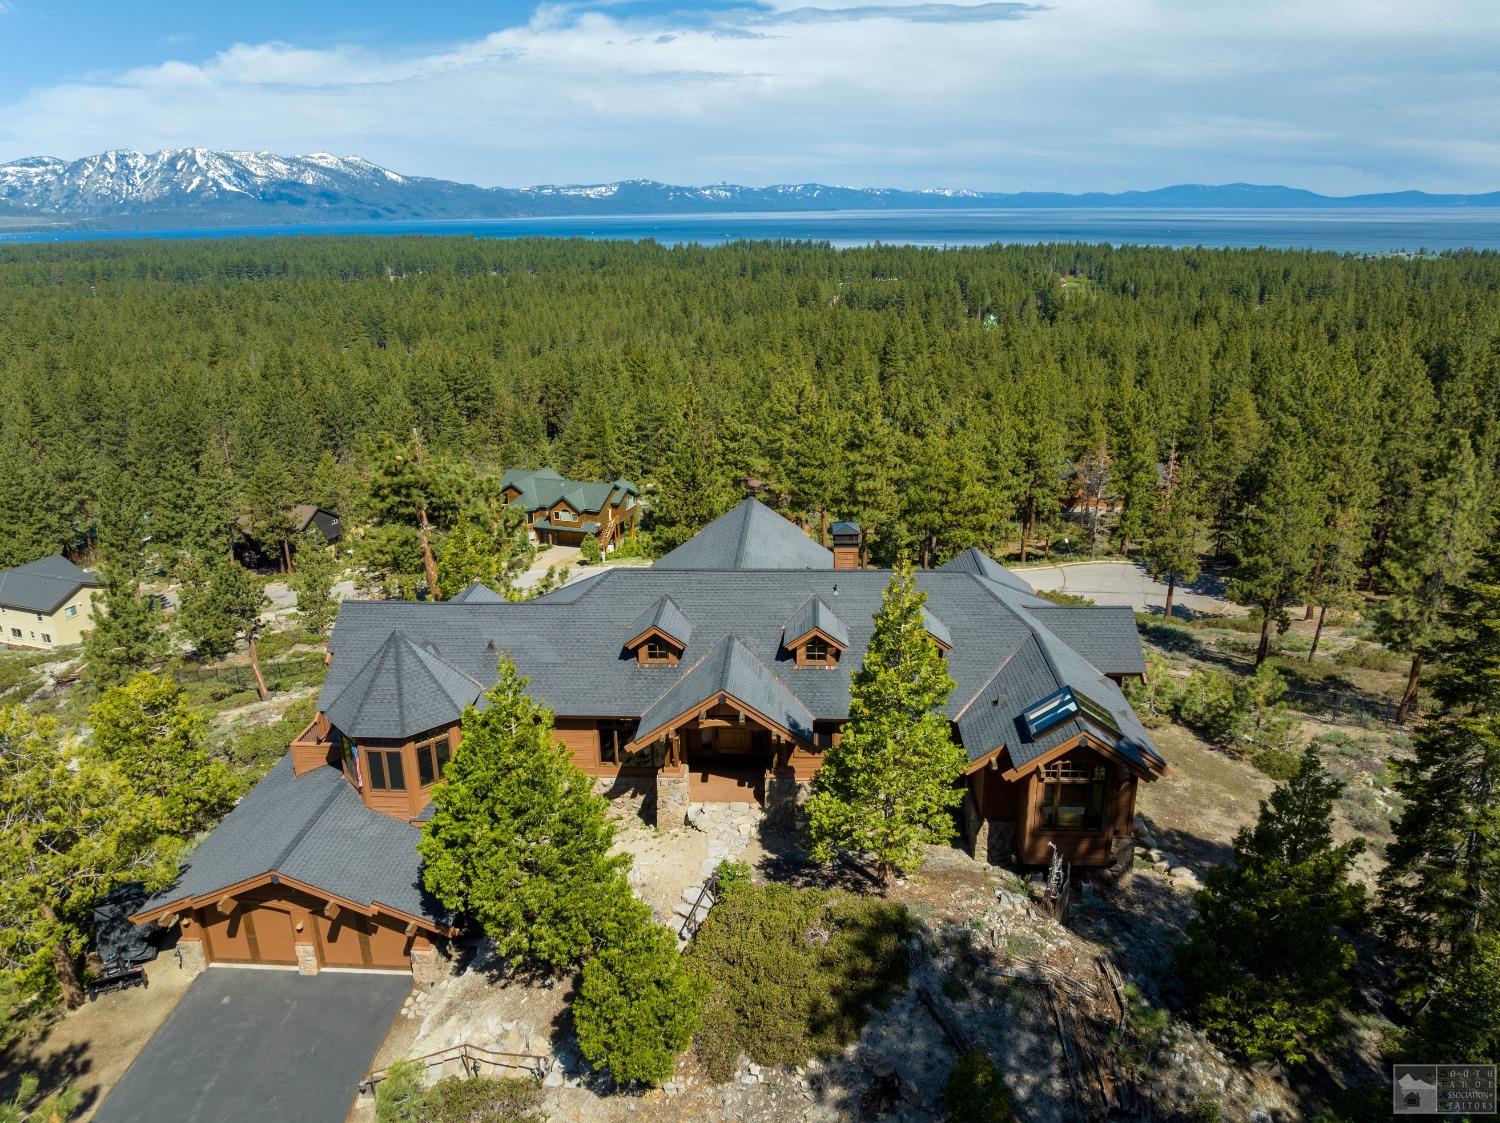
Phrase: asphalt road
[
  {"left": 94, "top": 967, "right": 410, "bottom": 1123},
  {"left": 1018, "top": 559, "right": 1238, "bottom": 617}
]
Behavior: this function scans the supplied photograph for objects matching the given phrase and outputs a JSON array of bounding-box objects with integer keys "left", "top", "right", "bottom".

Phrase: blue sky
[{"left": 1, "top": 0, "right": 1497, "bottom": 193}]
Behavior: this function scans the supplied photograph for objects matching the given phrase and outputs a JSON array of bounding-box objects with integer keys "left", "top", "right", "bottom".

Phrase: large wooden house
[
  {"left": 497, "top": 467, "right": 639, "bottom": 549},
  {"left": 133, "top": 499, "right": 1164, "bottom": 979}
]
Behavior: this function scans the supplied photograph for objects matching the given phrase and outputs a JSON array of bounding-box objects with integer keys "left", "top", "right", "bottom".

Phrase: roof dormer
[
  {"left": 783, "top": 595, "right": 849, "bottom": 668},
  {"left": 922, "top": 608, "right": 953, "bottom": 655},
  {"left": 626, "top": 596, "right": 692, "bottom": 666}
]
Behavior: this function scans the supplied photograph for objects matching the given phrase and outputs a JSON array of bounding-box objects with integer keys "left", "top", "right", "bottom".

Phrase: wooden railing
[{"left": 358, "top": 1042, "right": 551, "bottom": 1094}]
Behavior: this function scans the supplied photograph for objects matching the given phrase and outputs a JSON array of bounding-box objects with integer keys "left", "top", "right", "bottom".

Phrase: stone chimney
[{"left": 831, "top": 520, "right": 862, "bottom": 570}]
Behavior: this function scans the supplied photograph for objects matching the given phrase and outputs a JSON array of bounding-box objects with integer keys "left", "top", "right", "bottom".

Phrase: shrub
[
  {"left": 579, "top": 533, "right": 603, "bottom": 566},
  {"left": 1123, "top": 653, "right": 1180, "bottom": 727},
  {"left": 375, "top": 1066, "right": 545, "bottom": 1123},
  {"left": 608, "top": 532, "right": 652, "bottom": 561},
  {"left": 713, "top": 858, "right": 751, "bottom": 889},
  {"left": 1186, "top": 1094, "right": 1223, "bottom": 1122},
  {"left": 1253, "top": 746, "right": 1303, "bottom": 781},
  {"left": 574, "top": 905, "right": 702, "bottom": 1086},
  {"left": 1174, "top": 668, "right": 1239, "bottom": 740},
  {"left": 684, "top": 883, "right": 911, "bottom": 1080},
  {"left": 944, "top": 1050, "right": 1014, "bottom": 1122},
  {"left": 1034, "top": 588, "right": 1095, "bottom": 607},
  {"left": 375, "top": 1059, "right": 428, "bottom": 1123},
  {"left": 420, "top": 1075, "right": 545, "bottom": 1123},
  {"left": 1334, "top": 643, "right": 1404, "bottom": 673}
]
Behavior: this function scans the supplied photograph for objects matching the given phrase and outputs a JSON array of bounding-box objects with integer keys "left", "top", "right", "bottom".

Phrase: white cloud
[{"left": 1, "top": 0, "right": 1498, "bottom": 192}]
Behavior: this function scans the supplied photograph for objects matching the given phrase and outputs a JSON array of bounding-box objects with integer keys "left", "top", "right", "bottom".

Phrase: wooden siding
[
  {"left": 1014, "top": 746, "right": 1135, "bottom": 867},
  {"left": 554, "top": 719, "right": 602, "bottom": 769}
]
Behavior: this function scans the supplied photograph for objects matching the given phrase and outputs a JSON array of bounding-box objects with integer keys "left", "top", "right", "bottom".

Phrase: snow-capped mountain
[
  {"left": 0, "top": 149, "right": 1494, "bottom": 230},
  {"left": 0, "top": 149, "right": 413, "bottom": 216}
]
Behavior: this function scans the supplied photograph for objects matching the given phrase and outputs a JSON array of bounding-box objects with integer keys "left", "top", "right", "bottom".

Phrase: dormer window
[
  {"left": 796, "top": 636, "right": 838, "bottom": 667},
  {"left": 642, "top": 638, "right": 677, "bottom": 665},
  {"left": 626, "top": 596, "right": 692, "bottom": 667}
]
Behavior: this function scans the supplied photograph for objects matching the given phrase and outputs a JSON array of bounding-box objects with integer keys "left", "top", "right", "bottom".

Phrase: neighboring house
[
  {"left": 497, "top": 467, "right": 639, "bottom": 549},
  {"left": 0, "top": 555, "right": 99, "bottom": 649},
  {"left": 291, "top": 504, "right": 344, "bottom": 546},
  {"left": 131, "top": 499, "right": 1164, "bottom": 980},
  {"left": 235, "top": 504, "right": 343, "bottom": 571}
]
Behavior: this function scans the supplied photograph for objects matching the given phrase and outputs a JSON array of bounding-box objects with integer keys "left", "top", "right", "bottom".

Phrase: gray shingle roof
[
  {"left": 653, "top": 499, "right": 833, "bottom": 570},
  {"left": 0, "top": 555, "right": 97, "bottom": 614},
  {"left": 1023, "top": 606, "right": 1147, "bottom": 676},
  {"left": 783, "top": 595, "right": 849, "bottom": 648},
  {"left": 922, "top": 608, "right": 953, "bottom": 650},
  {"left": 936, "top": 547, "right": 1036, "bottom": 596},
  {"left": 323, "top": 632, "right": 485, "bottom": 740},
  {"left": 139, "top": 757, "right": 446, "bottom": 924},
  {"left": 449, "top": 581, "right": 506, "bottom": 604},
  {"left": 628, "top": 595, "right": 693, "bottom": 648},
  {"left": 320, "top": 500, "right": 1161, "bottom": 777},
  {"left": 635, "top": 634, "right": 815, "bottom": 744}
]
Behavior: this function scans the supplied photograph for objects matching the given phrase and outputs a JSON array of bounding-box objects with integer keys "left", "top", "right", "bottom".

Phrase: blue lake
[{"left": 4, "top": 208, "right": 1500, "bottom": 252}]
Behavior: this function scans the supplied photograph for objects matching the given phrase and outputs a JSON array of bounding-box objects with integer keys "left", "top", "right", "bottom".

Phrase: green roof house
[{"left": 497, "top": 468, "right": 639, "bottom": 549}]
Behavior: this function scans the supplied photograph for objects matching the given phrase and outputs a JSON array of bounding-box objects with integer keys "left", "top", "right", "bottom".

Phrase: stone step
[{"left": 681, "top": 885, "right": 710, "bottom": 906}]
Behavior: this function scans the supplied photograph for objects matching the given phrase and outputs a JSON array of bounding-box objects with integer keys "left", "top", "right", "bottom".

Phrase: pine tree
[
  {"left": 1111, "top": 386, "right": 1159, "bottom": 559},
  {"left": 1374, "top": 430, "right": 1491, "bottom": 723},
  {"left": 0, "top": 706, "right": 179, "bottom": 1011},
  {"left": 1013, "top": 371, "right": 1068, "bottom": 563},
  {"left": 574, "top": 900, "right": 702, "bottom": 1086},
  {"left": 648, "top": 381, "right": 738, "bottom": 553},
  {"left": 1140, "top": 445, "right": 1201, "bottom": 619},
  {"left": 1378, "top": 529, "right": 1500, "bottom": 1008},
  {"left": 1176, "top": 748, "right": 1365, "bottom": 1064},
  {"left": 840, "top": 378, "right": 900, "bottom": 565},
  {"left": 1074, "top": 413, "right": 1116, "bottom": 560},
  {"left": 418, "top": 658, "right": 635, "bottom": 971},
  {"left": 1226, "top": 434, "right": 1322, "bottom": 665},
  {"left": 88, "top": 672, "right": 234, "bottom": 833},
  {"left": 174, "top": 555, "right": 272, "bottom": 700},
  {"left": 806, "top": 563, "right": 966, "bottom": 884},
  {"left": 366, "top": 433, "right": 470, "bottom": 598},
  {"left": 1200, "top": 384, "right": 1263, "bottom": 558},
  {"left": 288, "top": 533, "right": 340, "bottom": 633},
  {"left": 81, "top": 561, "right": 163, "bottom": 689}
]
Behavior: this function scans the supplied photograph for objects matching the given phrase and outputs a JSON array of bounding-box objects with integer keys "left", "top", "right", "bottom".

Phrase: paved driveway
[
  {"left": 1018, "top": 559, "right": 1239, "bottom": 618},
  {"left": 95, "top": 968, "right": 411, "bottom": 1123}
]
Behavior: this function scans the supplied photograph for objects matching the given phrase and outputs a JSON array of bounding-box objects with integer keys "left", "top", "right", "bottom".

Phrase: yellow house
[{"left": 0, "top": 555, "right": 100, "bottom": 650}]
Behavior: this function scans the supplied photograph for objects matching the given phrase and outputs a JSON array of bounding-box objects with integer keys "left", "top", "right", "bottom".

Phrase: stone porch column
[
  {"left": 655, "top": 765, "right": 691, "bottom": 828},
  {"left": 176, "top": 937, "right": 207, "bottom": 980}
]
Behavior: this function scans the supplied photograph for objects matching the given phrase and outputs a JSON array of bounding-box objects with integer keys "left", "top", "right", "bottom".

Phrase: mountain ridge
[{"left": 2, "top": 149, "right": 1497, "bottom": 229}]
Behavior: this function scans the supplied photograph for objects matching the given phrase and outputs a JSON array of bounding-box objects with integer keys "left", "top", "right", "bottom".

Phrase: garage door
[
  {"left": 313, "top": 911, "right": 414, "bottom": 969},
  {"left": 202, "top": 904, "right": 298, "bottom": 966}
]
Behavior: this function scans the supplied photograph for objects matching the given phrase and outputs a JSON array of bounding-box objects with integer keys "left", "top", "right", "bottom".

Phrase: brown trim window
[
  {"left": 599, "top": 720, "right": 635, "bottom": 765},
  {"left": 415, "top": 736, "right": 452, "bottom": 787},
  {"left": 1038, "top": 761, "right": 1106, "bottom": 830},
  {"left": 641, "top": 639, "right": 678, "bottom": 665},
  {"left": 366, "top": 748, "right": 407, "bottom": 792},
  {"left": 800, "top": 638, "right": 836, "bottom": 666}
]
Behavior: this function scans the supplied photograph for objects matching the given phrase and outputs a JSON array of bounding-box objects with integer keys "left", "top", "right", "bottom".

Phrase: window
[
  {"left": 801, "top": 638, "right": 835, "bottom": 666},
  {"left": 642, "top": 639, "right": 676, "bottom": 665},
  {"left": 40, "top": 634, "right": 51, "bottom": 644},
  {"left": 416, "top": 735, "right": 452, "bottom": 787},
  {"left": 598, "top": 719, "right": 635, "bottom": 765},
  {"left": 65, "top": 605, "right": 78, "bottom": 618},
  {"left": 366, "top": 748, "right": 406, "bottom": 791},
  {"left": 1038, "top": 761, "right": 1107, "bottom": 830},
  {"left": 8, "top": 628, "right": 18, "bottom": 639}
]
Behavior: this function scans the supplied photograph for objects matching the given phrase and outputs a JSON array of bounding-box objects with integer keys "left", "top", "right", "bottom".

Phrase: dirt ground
[{"left": 1, "top": 953, "right": 196, "bottom": 1121}]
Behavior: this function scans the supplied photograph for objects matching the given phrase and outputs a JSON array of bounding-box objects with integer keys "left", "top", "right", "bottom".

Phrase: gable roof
[
  {"left": 0, "top": 555, "right": 97, "bottom": 614},
  {"left": 449, "top": 581, "right": 506, "bottom": 604},
  {"left": 323, "top": 632, "right": 485, "bottom": 740},
  {"left": 628, "top": 595, "right": 693, "bottom": 649},
  {"left": 937, "top": 547, "right": 1036, "bottom": 596},
  {"left": 136, "top": 756, "right": 447, "bottom": 926},
  {"left": 634, "top": 634, "right": 815, "bottom": 745},
  {"left": 498, "top": 467, "right": 637, "bottom": 516},
  {"left": 783, "top": 594, "right": 849, "bottom": 649},
  {"left": 653, "top": 498, "right": 833, "bottom": 570},
  {"left": 320, "top": 504, "right": 1162, "bottom": 779}
]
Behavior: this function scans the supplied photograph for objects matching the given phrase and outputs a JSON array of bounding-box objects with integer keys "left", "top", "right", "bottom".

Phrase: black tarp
[{"left": 93, "top": 883, "right": 159, "bottom": 967}]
